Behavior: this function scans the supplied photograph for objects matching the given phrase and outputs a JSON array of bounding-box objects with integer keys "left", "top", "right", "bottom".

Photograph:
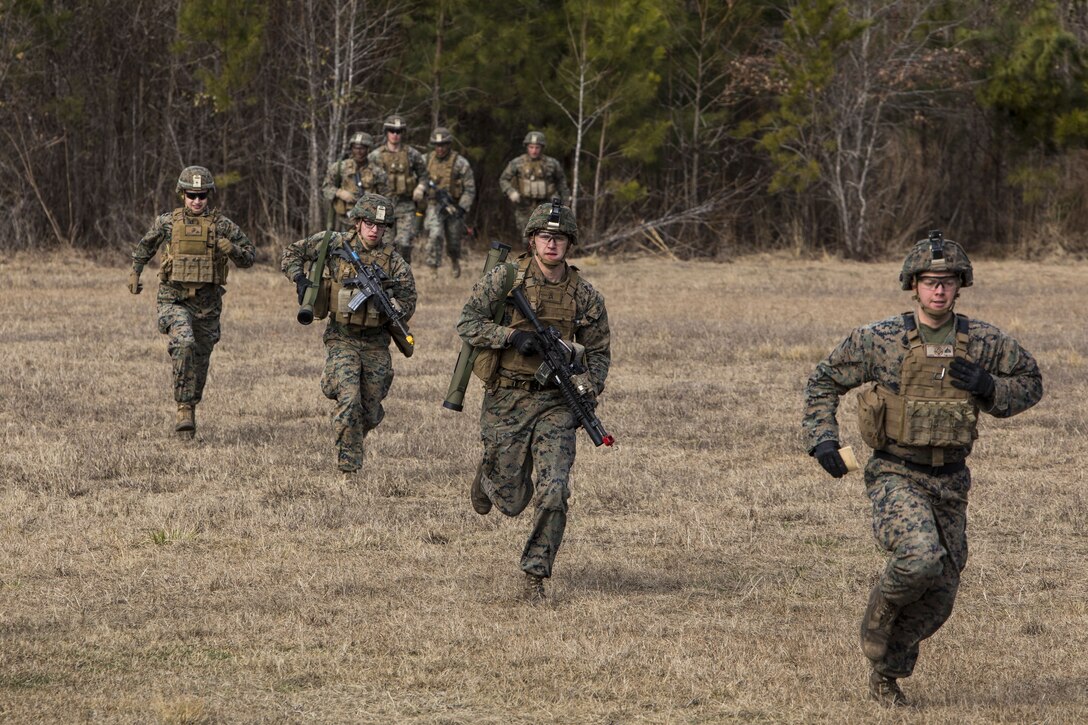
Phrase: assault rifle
[
  {"left": 428, "top": 180, "right": 464, "bottom": 219},
  {"left": 510, "top": 286, "right": 614, "bottom": 447},
  {"left": 332, "top": 245, "right": 416, "bottom": 358}
]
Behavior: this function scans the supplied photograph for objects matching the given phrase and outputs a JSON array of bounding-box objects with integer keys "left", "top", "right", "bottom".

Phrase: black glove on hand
[
  {"left": 294, "top": 273, "right": 314, "bottom": 305},
  {"left": 812, "top": 440, "right": 848, "bottom": 478},
  {"left": 508, "top": 330, "right": 539, "bottom": 356},
  {"left": 948, "top": 357, "right": 995, "bottom": 398}
]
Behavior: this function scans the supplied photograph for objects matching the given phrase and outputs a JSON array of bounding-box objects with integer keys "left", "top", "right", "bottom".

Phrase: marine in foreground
[
  {"left": 456, "top": 200, "right": 611, "bottom": 603},
  {"left": 802, "top": 231, "right": 1043, "bottom": 706}
]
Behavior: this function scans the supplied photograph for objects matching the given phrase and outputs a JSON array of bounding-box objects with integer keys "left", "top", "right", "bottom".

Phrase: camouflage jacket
[
  {"left": 131, "top": 208, "right": 254, "bottom": 275},
  {"left": 498, "top": 153, "right": 571, "bottom": 205},
  {"left": 802, "top": 311, "right": 1043, "bottom": 454},
  {"left": 424, "top": 150, "right": 476, "bottom": 212},
  {"left": 280, "top": 230, "right": 417, "bottom": 323},
  {"left": 321, "top": 157, "right": 389, "bottom": 201},
  {"left": 456, "top": 256, "right": 610, "bottom": 393},
  {"left": 367, "top": 145, "right": 428, "bottom": 201}
]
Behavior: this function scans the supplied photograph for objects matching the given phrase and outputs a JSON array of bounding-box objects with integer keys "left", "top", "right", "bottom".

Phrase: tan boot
[
  {"left": 175, "top": 403, "right": 195, "bottom": 434},
  {"left": 860, "top": 584, "right": 898, "bottom": 661},
  {"left": 450, "top": 258, "right": 461, "bottom": 278},
  {"left": 523, "top": 573, "right": 546, "bottom": 605},
  {"left": 869, "top": 670, "right": 908, "bottom": 707}
]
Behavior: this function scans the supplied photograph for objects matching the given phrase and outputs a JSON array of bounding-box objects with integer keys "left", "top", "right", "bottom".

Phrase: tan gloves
[
  {"left": 336, "top": 189, "right": 355, "bottom": 203},
  {"left": 507, "top": 190, "right": 520, "bottom": 204},
  {"left": 412, "top": 183, "right": 426, "bottom": 203},
  {"left": 216, "top": 238, "right": 234, "bottom": 256},
  {"left": 128, "top": 268, "right": 143, "bottom": 295}
]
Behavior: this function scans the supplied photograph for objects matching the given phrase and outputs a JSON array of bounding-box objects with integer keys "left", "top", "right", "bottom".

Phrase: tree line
[{"left": 4, "top": 0, "right": 1088, "bottom": 260}]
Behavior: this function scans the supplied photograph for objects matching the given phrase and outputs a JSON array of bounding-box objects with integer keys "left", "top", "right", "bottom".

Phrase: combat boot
[
  {"left": 860, "top": 584, "right": 899, "bottom": 661},
  {"left": 470, "top": 468, "right": 492, "bottom": 515},
  {"left": 450, "top": 258, "right": 461, "bottom": 278},
  {"left": 869, "top": 670, "right": 908, "bottom": 707},
  {"left": 523, "top": 573, "right": 546, "bottom": 605},
  {"left": 175, "top": 403, "right": 196, "bottom": 434},
  {"left": 339, "top": 470, "right": 357, "bottom": 485}
]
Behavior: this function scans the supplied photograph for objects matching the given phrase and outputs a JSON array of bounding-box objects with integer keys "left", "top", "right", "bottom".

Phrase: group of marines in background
[{"left": 125, "top": 112, "right": 1042, "bottom": 709}]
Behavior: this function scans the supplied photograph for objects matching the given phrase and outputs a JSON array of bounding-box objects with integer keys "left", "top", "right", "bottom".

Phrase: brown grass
[{"left": 0, "top": 249, "right": 1085, "bottom": 723}]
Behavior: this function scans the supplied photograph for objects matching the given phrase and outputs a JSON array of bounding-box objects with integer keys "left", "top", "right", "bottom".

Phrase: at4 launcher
[
  {"left": 332, "top": 245, "right": 415, "bottom": 358},
  {"left": 510, "top": 286, "right": 614, "bottom": 447}
]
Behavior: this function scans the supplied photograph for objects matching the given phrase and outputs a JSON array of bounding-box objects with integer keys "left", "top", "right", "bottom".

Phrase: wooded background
[{"left": 5, "top": 0, "right": 1088, "bottom": 259}]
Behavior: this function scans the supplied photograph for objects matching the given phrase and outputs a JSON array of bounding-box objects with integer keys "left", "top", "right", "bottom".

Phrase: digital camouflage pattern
[
  {"left": 281, "top": 230, "right": 416, "bottom": 472},
  {"left": 803, "top": 313, "right": 1042, "bottom": 452},
  {"left": 803, "top": 311, "right": 1042, "bottom": 680},
  {"left": 132, "top": 209, "right": 254, "bottom": 405},
  {"left": 899, "top": 236, "right": 974, "bottom": 289},
  {"left": 498, "top": 152, "right": 571, "bottom": 234},
  {"left": 423, "top": 149, "right": 475, "bottom": 270},
  {"left": 864, "top": 457, "right": 968, "bottom": 678},
  {"left": 523, "top": 200, "right": 578, "bottom": 242},
  {"left": 176, "top": 166, "right": 215, "bottom": 193},
  {"left": 368, "top": 144, "right": 428, "bottom": 261},
  {"left": 457, "top": 257, "right": 610, "bottom": 577},
  {"left": 322, "top": 157, "right": 389, "bottom": 231}
]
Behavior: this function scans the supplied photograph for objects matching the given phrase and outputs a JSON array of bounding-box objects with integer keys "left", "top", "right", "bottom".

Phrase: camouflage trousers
[
  {"left": 865, "top": 456, "right": 970, "bottom": 679},
  {"left": 476, "top": 386, "right": 577, "bottom": 578},
  {"left": 321, "top": 323, "right": 394, "bottom": 472},
  {"left": 390, "top": 198, "right": 423, "bottom": 264},
  {"left": 423, "top": 203, "right": 465, "bottom": 268},
  {"left": 156, "top": 283, "right": 223, "bottom": 405}
]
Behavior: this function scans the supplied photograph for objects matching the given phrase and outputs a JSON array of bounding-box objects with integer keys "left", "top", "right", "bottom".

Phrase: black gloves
[
  {"left": 949, "top": 357, "right": 995, "bottom": 398},
  {"left": 294, "top": 273, "right": 314, "bottom": 305},
  {"left": 508, "top": 330, "right": 539, "bottom": 356},
  {"left": 812, "top": 440, "right": 848, "bottom": 478}
]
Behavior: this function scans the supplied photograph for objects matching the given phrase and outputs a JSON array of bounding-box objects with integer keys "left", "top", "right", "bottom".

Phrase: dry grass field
[{"left": 0, "top": 246, "right": 1085, "bottom": 724}]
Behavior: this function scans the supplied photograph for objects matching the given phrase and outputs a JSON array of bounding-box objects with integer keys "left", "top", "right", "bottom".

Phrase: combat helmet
[
  {"left": 899, "top": 229, "right": 973, "bottom": 289},
  {"left": 524, "top": 198, "right": 577, "bottom": 245},
  {"left": 524, "top": 130, "right": 546, "bottom": 146},
  {"left": 430, "top": 127, "right": 453, "bottom": 145},
  {"left": 349, "top": 132, "right": 374, "bottom": 148},
  {"left": 383, "top": 114, "right": 407, "bottom": 132},
  {"left": 348, "top": 193, "right": 396, "bottom": 226},
  {"left": 176, "top": 166, "right": 215, "bottom": 194}
]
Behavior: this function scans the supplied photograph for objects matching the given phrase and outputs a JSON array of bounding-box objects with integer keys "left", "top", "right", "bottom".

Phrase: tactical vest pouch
[
  {"left": 472, "top": 348, "right": 501, "bottom": 383},
  {"left": 527, "top": 180, "right": 547, "bottom": 199},
  {"left": 899, "top": 399, "right": 977, "bottom": 448},
  {"left": 171, "top": 254, "right": 216, "bottom": 284},
  {"left": 856, "top": 385, "right": 887, "bottom": 450},
  {"left": 471, "top": 262, "right": 518, "bottom": 383}
]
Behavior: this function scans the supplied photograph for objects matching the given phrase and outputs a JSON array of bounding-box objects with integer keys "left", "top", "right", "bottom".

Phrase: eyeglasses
[
  {"left": 387, "top": 129, "right": 404, "bottom": 135},
  {"left": 535, "top": 233, "right": 569, "bottom": 246},
  {"left": 917, "top": 276, "right": 959, "bottom": 290},
  {"left": 185, "top": 192, "right": 208, "bottom": 200}
]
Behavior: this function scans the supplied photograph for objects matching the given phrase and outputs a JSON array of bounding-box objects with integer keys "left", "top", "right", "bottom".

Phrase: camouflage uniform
[
  {"left": 803, "top": 308, "right": 1042, "bottom": 682},
  {"left": 456, "top": 253, "right": 610, "bottom": 579},
  {"left": 280, "top": 217, "right": 416, "bottom": 473},
  {"left": 131, "top": 208, "right": 254, "bottom": 408},
  {"left": 368, "top": 121, "right": 428, "bottom": 263},
  {"left": 322, "top": 155, "right": 388, "bottom": 232},
  {"left": 499, "top": 135, "right": 571, "bottom": 236},
  {"left": 424, "top": 143, "right": 476, "bottom": 271}
]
